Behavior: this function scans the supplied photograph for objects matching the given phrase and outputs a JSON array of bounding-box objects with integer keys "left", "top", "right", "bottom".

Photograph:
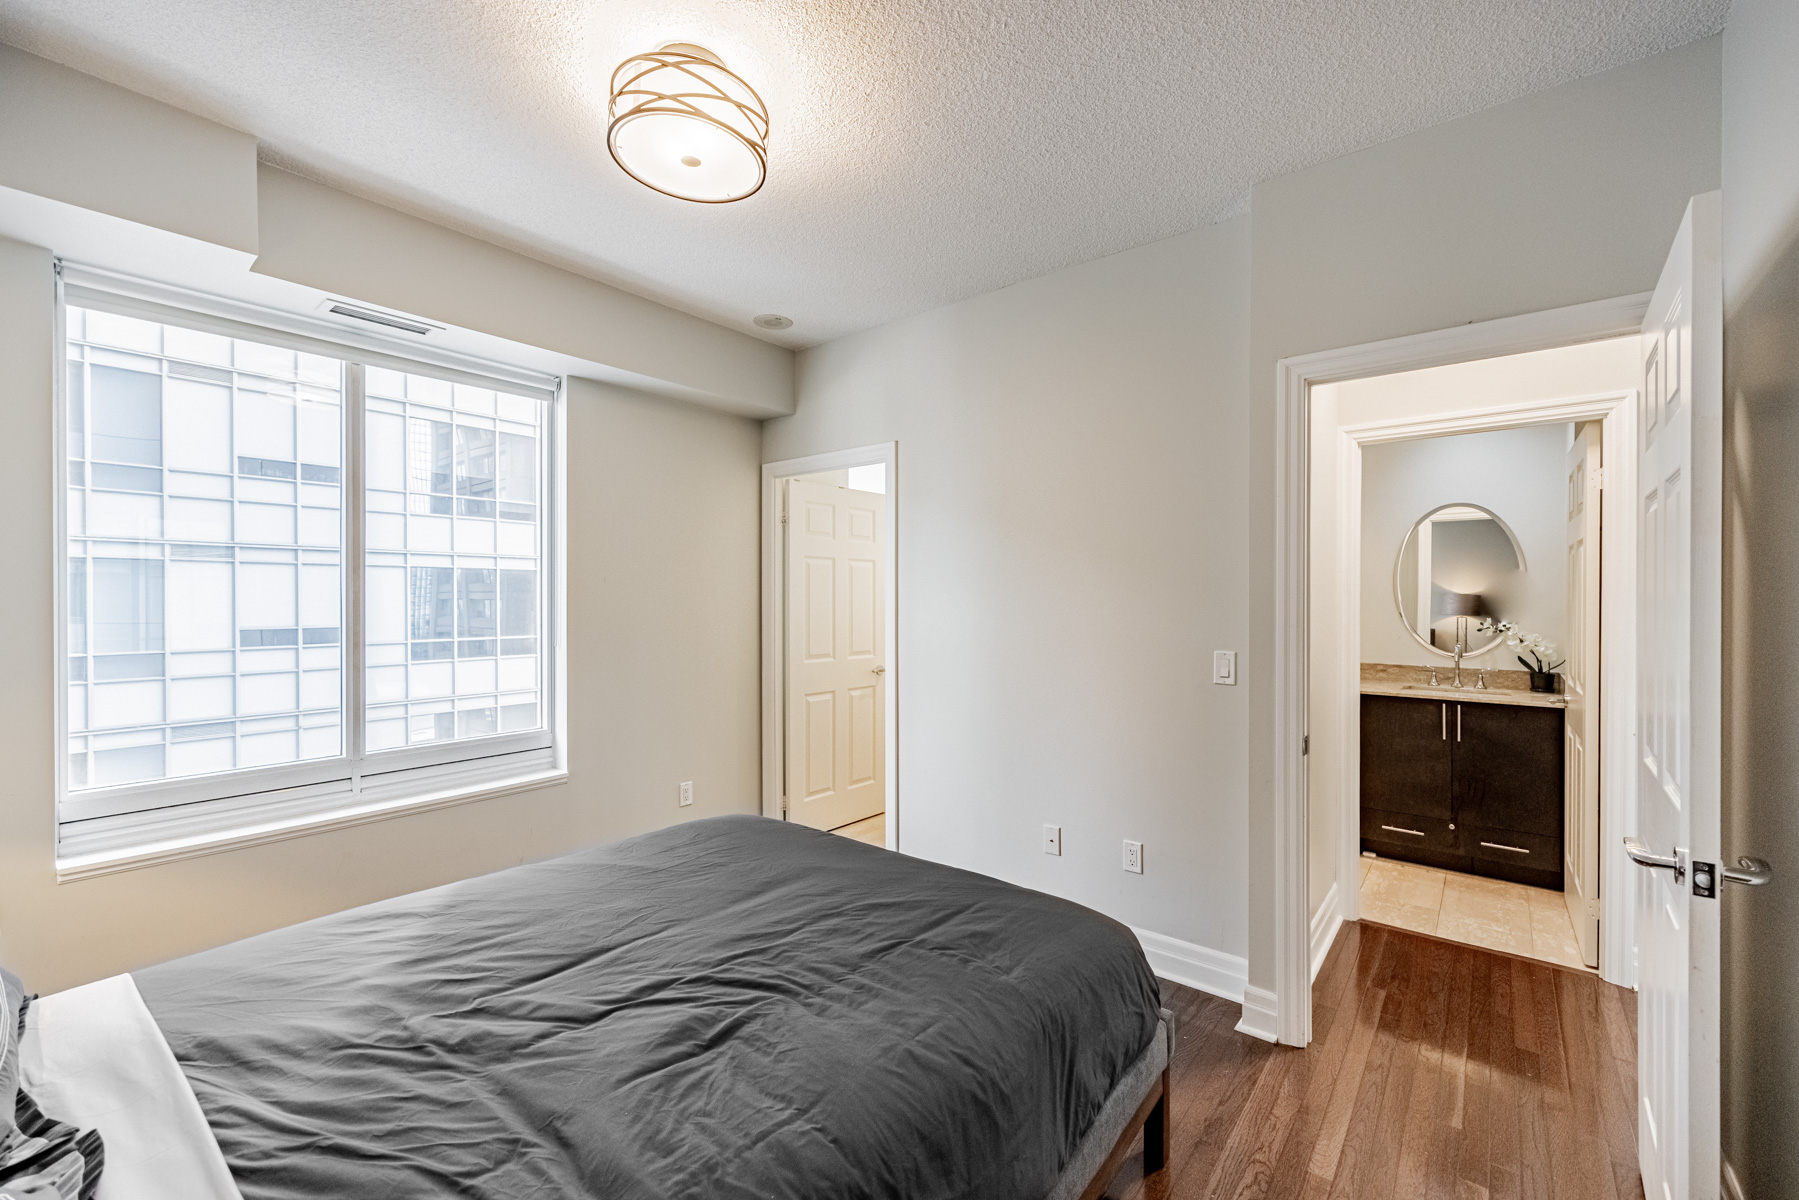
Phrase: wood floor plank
[
  {"left": 1395, "top": 932, "right": 1460, "bottom": 1198},
  {"left": 1489, "top": 951, "right": 1528, "bottom": 1200},
  {"left": 1103, "top": 922, "right": 1640, "bottom": 1200},
  {"left": 1454, "top": 949, "right": 1498, "bottom": 1200},
  {"left": 1261, "top": 945, "right": 1388, "bottom": 1196},
  {"left": 1546, "top": 968, "right": 1617, "bottom": 1200}
]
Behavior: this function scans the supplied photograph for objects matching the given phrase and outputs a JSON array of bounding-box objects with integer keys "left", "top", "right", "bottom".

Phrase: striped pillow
[{"left": 0, "top": 976, "right": 104, "bottom": 1200}]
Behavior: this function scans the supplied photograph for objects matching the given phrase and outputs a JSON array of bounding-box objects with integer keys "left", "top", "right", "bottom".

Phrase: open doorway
[
  {"left": 1352, "top": 419, "right": 1603, "bottom": 971},
  {"left": 761, "top": 445, "right": 898, "bottom": 849},
  {"left": 1306, "top": 333, "right": 1644, "bottom": 989}
]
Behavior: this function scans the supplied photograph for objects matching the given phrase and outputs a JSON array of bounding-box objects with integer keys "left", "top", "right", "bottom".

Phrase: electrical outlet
[
  {"left": 1212, "top": 650, "right": 1237, "bottom": 685},
  {"left": 1043, "top": 824, "right": 1062, "bottom": 856},
  {"left": 678, "top": 781, "right": 693, "bottom": 807},
  {"left": 1123, "top": 840, "right": 1143, "bottom": 874}
]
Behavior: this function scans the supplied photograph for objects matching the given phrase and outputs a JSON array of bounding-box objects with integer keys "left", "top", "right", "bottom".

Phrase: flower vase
[{"left": 1528, "top": 671, "right": 1556, "bottom": 693}]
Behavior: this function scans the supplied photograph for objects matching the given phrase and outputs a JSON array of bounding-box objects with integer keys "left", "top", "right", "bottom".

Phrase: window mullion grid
[{"left": 346, "top": 362, "right": 368, "bottom": 786}]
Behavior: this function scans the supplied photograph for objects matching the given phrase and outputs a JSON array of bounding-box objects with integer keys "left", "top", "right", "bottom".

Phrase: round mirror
[{"left": 1393, "top": 503, "right": 1528, "bottom": 658}]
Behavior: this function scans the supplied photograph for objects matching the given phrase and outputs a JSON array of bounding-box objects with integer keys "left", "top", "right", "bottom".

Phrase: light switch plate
[{"left": 1212, "top": 650, "right": 1237, "bottom": 685}]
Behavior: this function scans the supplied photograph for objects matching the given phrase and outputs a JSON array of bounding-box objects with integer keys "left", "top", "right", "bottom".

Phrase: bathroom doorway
[
  {"left": 1355, "top": 422, "right": 1598, "bottom": 969},
  {"left": 1307, "top": 336, "right": 1642, "bottom": 980}
]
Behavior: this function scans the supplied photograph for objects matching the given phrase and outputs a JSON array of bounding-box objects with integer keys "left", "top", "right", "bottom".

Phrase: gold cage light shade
[{"left": 608, "top": 43, "right": 770, "bottom": 203}]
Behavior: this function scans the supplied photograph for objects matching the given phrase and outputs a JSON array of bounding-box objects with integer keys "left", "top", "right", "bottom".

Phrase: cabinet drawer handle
[
  {"left": 1479, "top": 841, "right": 1530, "bottom": 855},
  {"left": 1441, "top": 703, "right": 1447, "bottom": 740},
  {"left": 1381, "top": 824, "right": 1427, "bottom": 837},
  {"left": 1456, "top": 704, "right": 1462, "bottom": 742}
]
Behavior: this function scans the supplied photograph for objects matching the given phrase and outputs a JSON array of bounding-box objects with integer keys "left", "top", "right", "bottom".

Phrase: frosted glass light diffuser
[{"left": 608, "top": 44, "right": 769, "bottom": 203}]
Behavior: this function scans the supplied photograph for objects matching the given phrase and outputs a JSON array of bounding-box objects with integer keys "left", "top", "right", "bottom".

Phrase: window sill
[{"left": 55, "top": 767, "right": 568, "bottom": 883}]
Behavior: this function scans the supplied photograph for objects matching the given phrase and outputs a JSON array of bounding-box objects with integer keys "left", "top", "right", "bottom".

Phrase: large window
[{"left": 59, "top": 288, "right": 559, "bottom": 864}]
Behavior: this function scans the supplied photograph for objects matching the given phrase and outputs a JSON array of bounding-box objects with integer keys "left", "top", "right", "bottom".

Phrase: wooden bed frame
[{"left": 1076, "top": 1064, "right": 1171, "bottom": 1200}]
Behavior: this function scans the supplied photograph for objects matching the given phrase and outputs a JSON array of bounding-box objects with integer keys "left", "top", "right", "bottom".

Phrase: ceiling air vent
[{"left": 325, "top": 301, "right": 439, "bottom": 336}]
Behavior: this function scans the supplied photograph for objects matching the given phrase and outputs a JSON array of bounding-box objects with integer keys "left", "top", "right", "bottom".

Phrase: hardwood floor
[{"left": 1101, "top": 920, "right": 1643, "bottom": 1199}]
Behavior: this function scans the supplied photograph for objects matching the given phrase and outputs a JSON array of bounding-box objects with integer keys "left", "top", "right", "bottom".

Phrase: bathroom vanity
[
  {"left": 1363, "top": 497, "right": 1568, "bottom": 891},
  {"left": 1359, "top": 684, "right": 1565, "bottom": 890}
]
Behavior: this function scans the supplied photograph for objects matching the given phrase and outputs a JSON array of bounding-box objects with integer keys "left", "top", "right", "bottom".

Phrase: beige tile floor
[
  {"left": 1358, "top": 855, "right": 1594, "bottom": 972},
  {"left": 829, "top": 812, "right": 887, "bottom": 846}
]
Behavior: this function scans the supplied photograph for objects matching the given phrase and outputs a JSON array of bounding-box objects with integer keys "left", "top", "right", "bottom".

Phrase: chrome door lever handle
[
  {"left": 1722, "top": 856, "right": 1774, "bottom": 887},
  {"left": 1624, "top": 838, "right": 1687, "bottom": 883}
]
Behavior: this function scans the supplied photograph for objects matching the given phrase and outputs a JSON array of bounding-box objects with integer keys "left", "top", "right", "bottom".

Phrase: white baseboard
[
  {"left": 1130, "top": 927, "right": 1247, "bottom": 1004},
  {"left": 1723, "top": 1159, "right": 1747, "bottom": 1200},
  {"left": 1309, "top": 880, "right": 1344, "bottom": 982},
  {"left": 1130, "top": 927, "right": 1284, "bottom": 1044},
  {"left": 1235, "top": 985, "right": 1280, "bottom": 1043}
]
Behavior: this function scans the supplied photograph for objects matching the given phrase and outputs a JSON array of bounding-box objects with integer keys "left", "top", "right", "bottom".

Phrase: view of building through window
[
  {"left": 363, "top": 366, "right": 542, "bottom": 750},
  {"left": 65, "top": 305, "right": 545, "bottom": 794}
]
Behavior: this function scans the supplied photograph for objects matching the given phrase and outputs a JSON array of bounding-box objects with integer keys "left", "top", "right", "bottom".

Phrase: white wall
[
  {"left": 0, "top": 237, "right": 765, "bottom": 993},
  {"left": 0, "top": 41, "right": 257, "bottom": 255},
  {"left": 763, "top": 218, "right": 1253, "bottom": 965},
  {"left": 1359, "top": 425, "right": 1569, "bottom": 672},
  {"left": 1248, "top": 38, "right": 1721, "bottom": 990},
  {"left": 1721, "top": 1, "right": 1799, "bottom": 1194}
]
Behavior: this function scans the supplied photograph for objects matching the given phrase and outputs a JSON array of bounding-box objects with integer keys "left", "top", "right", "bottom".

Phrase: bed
[{"left": 21, "top": 814, "right": 1171, "bottom": 1200}]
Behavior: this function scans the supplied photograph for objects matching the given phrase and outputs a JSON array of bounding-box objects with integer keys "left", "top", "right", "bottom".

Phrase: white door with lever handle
[{"left": 1628, "top": 193, "right": 1732, "bottom": 1200}]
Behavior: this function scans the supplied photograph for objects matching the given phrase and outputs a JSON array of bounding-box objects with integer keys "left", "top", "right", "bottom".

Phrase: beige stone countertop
[{"left": 1358, "top": 678, "right": 1568, "bottom": 709}]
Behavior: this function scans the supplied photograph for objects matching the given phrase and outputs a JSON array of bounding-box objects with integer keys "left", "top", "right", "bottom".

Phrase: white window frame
[{"left": 54, "top": 266, "right": 567, "bottom": 876}]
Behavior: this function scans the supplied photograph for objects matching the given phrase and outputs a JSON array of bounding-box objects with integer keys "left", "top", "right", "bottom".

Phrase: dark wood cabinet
[{"left": 1360, "top": 694, "right": 1563, "bottom": 890}]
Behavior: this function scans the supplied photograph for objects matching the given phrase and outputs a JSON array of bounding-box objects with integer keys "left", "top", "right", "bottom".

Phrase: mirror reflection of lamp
[{"left": 1435, "top": 591, "right": 1485, "bottom": 653}]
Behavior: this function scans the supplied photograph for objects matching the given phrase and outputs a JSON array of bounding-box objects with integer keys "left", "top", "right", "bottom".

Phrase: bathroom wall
[
  {"left": 1360, "top": 424, "right": 1571, "bottom": 673},
  {"left": 1360, "top": 424, "right": 1575, "bottom": 672}
]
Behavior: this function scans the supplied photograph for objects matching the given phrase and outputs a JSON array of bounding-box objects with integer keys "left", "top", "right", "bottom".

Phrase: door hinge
[
  {"left": 1594, "top": 467, "right": 1604, "bottom": 490},
  {"left": 1302, "top": 734, "right": 1309, "bottom": 756}
]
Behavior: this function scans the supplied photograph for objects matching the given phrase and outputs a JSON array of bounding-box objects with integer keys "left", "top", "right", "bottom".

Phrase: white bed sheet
[{"left": 18, "top": 974, "right": 242, "bottom": 1200}]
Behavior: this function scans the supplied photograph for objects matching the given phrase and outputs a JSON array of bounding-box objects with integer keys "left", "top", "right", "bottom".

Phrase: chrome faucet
[{"left": 1452, "top": 641, "right": 1465, "bottom": 688}]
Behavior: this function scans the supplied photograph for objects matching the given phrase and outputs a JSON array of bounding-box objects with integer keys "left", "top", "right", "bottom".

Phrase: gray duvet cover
[{"left": 135, "top": 815, "right": 1161, "bottom": 1200}]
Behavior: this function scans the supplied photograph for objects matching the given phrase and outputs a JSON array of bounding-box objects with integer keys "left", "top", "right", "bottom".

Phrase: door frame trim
[
  {"left": 1269, "top": 292, "right": 1651, "bottom": 1046},
  {"left": 761, "top": 443, "right": 899, "bottom": 848}
]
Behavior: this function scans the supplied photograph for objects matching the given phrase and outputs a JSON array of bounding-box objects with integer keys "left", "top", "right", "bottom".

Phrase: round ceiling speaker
[{"left": 608, "top": 43, "right": 769, "bottom": 203}]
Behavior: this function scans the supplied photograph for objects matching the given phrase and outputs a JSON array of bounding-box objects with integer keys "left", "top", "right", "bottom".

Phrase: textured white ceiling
[{"left": 0, "top": 0, "right": 1725, "bottom": 348}]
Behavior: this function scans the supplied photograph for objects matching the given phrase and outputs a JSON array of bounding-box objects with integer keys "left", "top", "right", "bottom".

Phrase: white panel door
[
  {"left": 1564, "top": 420, "right": 1603, "bottom": 967},
  {"left": 785, "top": 478, "right": 886, "bottom": 830},
  {"left": 1632, "top": 192, "right": 1722, "bottom": 1200}
]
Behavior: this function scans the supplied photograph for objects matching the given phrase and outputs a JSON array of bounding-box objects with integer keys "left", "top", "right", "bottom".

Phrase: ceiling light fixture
[
  {"left": 753, "top": 314, "right": 792, "bottom": 330},
  {"left": 608, "top": 43, "right": 769, "bottom": 203}
]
